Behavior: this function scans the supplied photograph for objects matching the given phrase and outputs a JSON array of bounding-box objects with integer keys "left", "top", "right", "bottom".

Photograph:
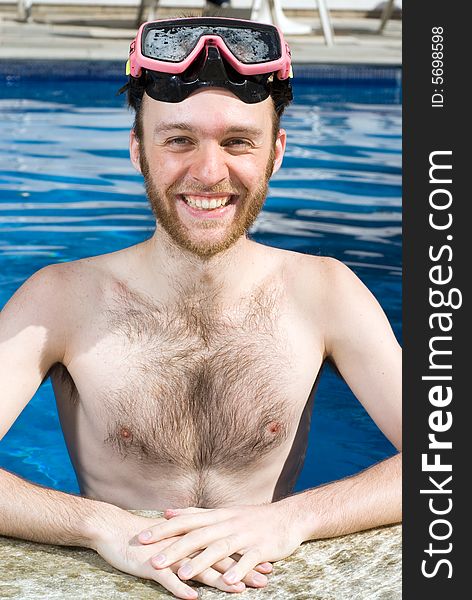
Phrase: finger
[
  {"left": 139, "top": 512, "right": 223, "bottom": 544},
  {"left": 169, "top": 557, "right": 246, "bottom": 594},
  {"left": 151, "top": 525, "right": 237, "bottom": 569},
  {"left": 215, "top": 555, "right": 272, "bottom": 574},
  {"left": 176, "top": 536, "right": 242, "bottom": 580},
  {"left": 212, "top": 558, "right": 268, "bottom": 589},
  {"left": 164, "top": 507, "right": 211, "bottom": 519},
  {"left": 222, "top": 549, "right": 265, "bottom": 585},
  {"left": 211, "top": 556, "right": 238, "bottom": 572},
  {"left": 148, "top": 565, "right": 198, "bottom": 600},
  {"left": 255, "top": 562, "right": 273, "bottom": 574},
  {"left": 192, "top": 567, "right": 246, "bottom": 594}
]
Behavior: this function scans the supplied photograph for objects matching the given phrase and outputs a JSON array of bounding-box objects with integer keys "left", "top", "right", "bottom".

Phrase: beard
[{"left": 140, "top": 150, "right": 275, "bottom": 259}]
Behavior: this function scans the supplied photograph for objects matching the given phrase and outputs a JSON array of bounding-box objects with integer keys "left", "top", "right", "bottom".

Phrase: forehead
[{"left": 141, "top": 89, "right": 274, "bottom": 136}]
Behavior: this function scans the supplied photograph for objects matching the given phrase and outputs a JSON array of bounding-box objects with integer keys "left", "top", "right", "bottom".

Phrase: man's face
[{"left": 130, "top": 89, "right": 286, "bottom": 259}]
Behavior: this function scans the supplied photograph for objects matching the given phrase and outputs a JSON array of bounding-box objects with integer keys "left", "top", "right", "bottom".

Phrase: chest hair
[{"left": 100, "top": 281, "right": 294, "bottom": 476}]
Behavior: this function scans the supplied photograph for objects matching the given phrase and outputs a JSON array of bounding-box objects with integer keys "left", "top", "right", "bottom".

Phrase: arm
[
  {"left": 285, "top": 453, "right": 401, "bottom": 541},
  {"left": 322, "top": 258, "right": 402, "bottom": 452},
  {"left": 0, "top": 265, "right": 268, "bottom": 598},
  {"left": 0, "top": 266, "right": 122, "bottom": 547},
  {"left": 0, "top": 267, "right": 138, "bottom": 548},
  {"left": 0, "top": 466, "right": 118, "bottom": 547},
  {"left": 294, "top": 257, "right": 402, "bottom": 539}
]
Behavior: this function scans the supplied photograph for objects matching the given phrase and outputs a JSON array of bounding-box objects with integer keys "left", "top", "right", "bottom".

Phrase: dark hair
[{"left": 126, "top": 71, "right": 293, "bottom": 144}]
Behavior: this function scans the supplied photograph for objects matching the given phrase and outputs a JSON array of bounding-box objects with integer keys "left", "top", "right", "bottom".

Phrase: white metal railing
[
  {"left": 14, "top": 0, "right": 333, "bottom": 41},
  {"left": 3, "top": 1, "right": 403, "bottom": 8},
  {"left": 13, "top": 0, "right": 398, "bottom": 41},
  {"left": 17, "top": 0, "right": 32, "bottom": 21},
  {"left": 135, "top": 0, "right": 334, "bottom": 42}
]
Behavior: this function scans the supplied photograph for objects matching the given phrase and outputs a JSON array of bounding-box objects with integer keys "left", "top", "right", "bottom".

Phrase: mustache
[{"left": 167, "top": 181, "right": 243, "bottom": 196}]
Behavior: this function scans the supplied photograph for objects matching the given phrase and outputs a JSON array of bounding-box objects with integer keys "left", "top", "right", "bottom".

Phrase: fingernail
[
  {"left": 152, "top": 553, "right": 166, "bottom": 566},
  {"left": 254, "top": 573, "right": 267, "bottom": 585},
  {"left": 229, "top": 582, "right": 245, "bottom": 591},
  {"left": 179, "top": 564, "right": 193, "bottom": 578},
  {"left": 185, "top": 590, "right": 198, "bottom": 600},
  {"left": 261, "top": 562, "right": 272, "bottom": 571},
  {"left": 139, "top": 530, "right": 152, "bottom": 541},
  {"left": 225, "top": 571, "right": 238, "bottom": 584}
]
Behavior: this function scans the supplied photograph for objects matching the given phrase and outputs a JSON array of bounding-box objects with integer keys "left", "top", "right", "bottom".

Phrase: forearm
[
  {"left": 286, "top": 453, "right": 402, "bottom": 541},
  {"left": 0, "top": 468, "right": 123, "bottom": 548}
]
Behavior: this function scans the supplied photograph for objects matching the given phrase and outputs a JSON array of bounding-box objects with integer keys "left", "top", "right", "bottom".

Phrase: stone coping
[{"left": 0, "top": 514, "right": 401, "bottom": 599}]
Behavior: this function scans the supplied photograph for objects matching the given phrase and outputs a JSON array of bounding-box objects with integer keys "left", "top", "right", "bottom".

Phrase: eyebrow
[{"left": 153, "top": 122, "right": 265, "bottom": 137}]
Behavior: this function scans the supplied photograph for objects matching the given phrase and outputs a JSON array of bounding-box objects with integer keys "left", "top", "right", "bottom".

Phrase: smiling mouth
[{"left": 179, "top": 194, "right": 237, "bottom": 211}]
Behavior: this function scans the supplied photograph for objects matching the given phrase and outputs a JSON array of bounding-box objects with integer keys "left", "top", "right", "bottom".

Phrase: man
[{"left": 0, "top": 17, "right": 401, "bottom": 600}]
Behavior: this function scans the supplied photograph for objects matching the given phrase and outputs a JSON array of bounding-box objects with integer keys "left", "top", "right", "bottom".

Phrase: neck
[{"left": 141, "top": 228, "right": 260, "bottom": 303}]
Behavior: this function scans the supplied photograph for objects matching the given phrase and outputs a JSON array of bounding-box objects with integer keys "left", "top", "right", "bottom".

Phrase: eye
[
  {"left": 167, "top": 137, "right": 193, "bottom": 147},
  {"left": 224, "top": 138, "right": 253, "bottom": 150}
]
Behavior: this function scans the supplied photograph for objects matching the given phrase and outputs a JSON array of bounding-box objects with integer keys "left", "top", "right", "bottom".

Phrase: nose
[{"left": 187, "top": 142, "right": 230, "bottom": 188}]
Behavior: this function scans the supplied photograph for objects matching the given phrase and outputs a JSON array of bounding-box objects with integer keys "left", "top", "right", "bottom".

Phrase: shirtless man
[{"left": 0, "top": 17, "right": 401, "bottom": 600}]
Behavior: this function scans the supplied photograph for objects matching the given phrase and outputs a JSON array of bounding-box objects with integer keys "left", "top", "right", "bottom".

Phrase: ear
[
  {"left": 129, "top": 129, "right": 142, "bottom": 174},
  {"left": 271, "top": 129, "right": 287, "bottom": 176}
]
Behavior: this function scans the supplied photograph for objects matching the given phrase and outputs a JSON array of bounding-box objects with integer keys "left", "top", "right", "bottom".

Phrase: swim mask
[{"left": 120, "top": 17, "right": 293, "bottom": 107}]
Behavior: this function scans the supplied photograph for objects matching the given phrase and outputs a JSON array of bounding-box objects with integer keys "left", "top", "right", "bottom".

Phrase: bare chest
[{"left": 55, "top": 284, "right": 321, "bottom": 498}]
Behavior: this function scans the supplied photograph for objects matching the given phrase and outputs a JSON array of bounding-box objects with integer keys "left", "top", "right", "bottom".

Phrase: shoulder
[
  {"left": 292, "top": 255, "right": 384, "bottom": 321},
  {"left": 280, "top": 251, "right": 358, "bottom": 308},
  {"left": 2, "top": 263, "right": 73, "bottom": 319},
  {"left": 279, "top": 250, "right": 388, "bottom": 337},
  {"left": 317, "top": 256, "right": 370, "bottom": 301},
  {"left": 23, "top": 257, "right": 104, "bottom": 300},
  {"left": 1, "top": 254, "right": 115, "bottom": 329},
  {"left": 287, "top": 253, "right": 372, "bottom": 301},
  {"left": 308, "top": 258, "right": 396, "bottom": 355},
  {"left": 277, "top": 249, "right": 348, "bottom": 279},
  {"left": 0, "top": 263, "right": 80, "bottom": 368}
]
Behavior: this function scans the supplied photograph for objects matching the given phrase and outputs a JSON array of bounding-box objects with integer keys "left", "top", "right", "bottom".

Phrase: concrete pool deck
[
  {"left": 0, "top": 14, "right": 401, "bottom": 65},
  {"left": 0, "top": 511, "right": 401, "bottom": 599}
]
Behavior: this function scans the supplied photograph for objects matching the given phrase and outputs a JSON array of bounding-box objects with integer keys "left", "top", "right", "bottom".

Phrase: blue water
[{"left": 0, "top": 64, "right": 401, "bottom": 495}]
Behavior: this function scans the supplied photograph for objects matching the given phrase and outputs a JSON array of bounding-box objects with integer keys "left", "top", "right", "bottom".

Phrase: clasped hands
[{"left": 135, "top": 500, "right": 304, "bottom": 599}]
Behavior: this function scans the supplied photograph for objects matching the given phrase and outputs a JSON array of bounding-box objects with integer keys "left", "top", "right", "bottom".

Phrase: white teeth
[{"left": 182, "top": 195, "right": 232, "bottom": 210}]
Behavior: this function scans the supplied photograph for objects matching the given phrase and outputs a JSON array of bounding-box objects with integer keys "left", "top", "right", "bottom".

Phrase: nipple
[
  {"left": 267, "top": 421, "right": 282, "bottom": 435},
  {"left": 120, "top": 427, "right": 133, "bottom": 440}
]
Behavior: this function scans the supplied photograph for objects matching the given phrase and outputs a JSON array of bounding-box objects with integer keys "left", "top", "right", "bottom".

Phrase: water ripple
[{"left": 0, "top": 82, "right": 401, "bottom": 272}]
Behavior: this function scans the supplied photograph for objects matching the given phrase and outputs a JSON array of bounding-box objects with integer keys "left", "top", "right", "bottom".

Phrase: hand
[
  {"left": 137, "top": 501, "right": 305, "bottom": 586},
  {"left": 90, "top": 509, "right": 270, "bottom": 599}
]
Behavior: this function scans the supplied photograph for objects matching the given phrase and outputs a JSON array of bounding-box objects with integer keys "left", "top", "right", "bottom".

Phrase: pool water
[{"left": 0, "top": 62, "right": 401, "bottom": 495}]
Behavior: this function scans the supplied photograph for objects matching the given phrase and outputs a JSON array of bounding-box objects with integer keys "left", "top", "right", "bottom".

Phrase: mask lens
[
  {"left": 212, "top": 26, "right": 280, "bottom": 64},
  {"left": 143, "top": 26, "right": 206, "bottom": 62},
  {"left": 142, "top": 22, "right": 281, "bottom": 64}
]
